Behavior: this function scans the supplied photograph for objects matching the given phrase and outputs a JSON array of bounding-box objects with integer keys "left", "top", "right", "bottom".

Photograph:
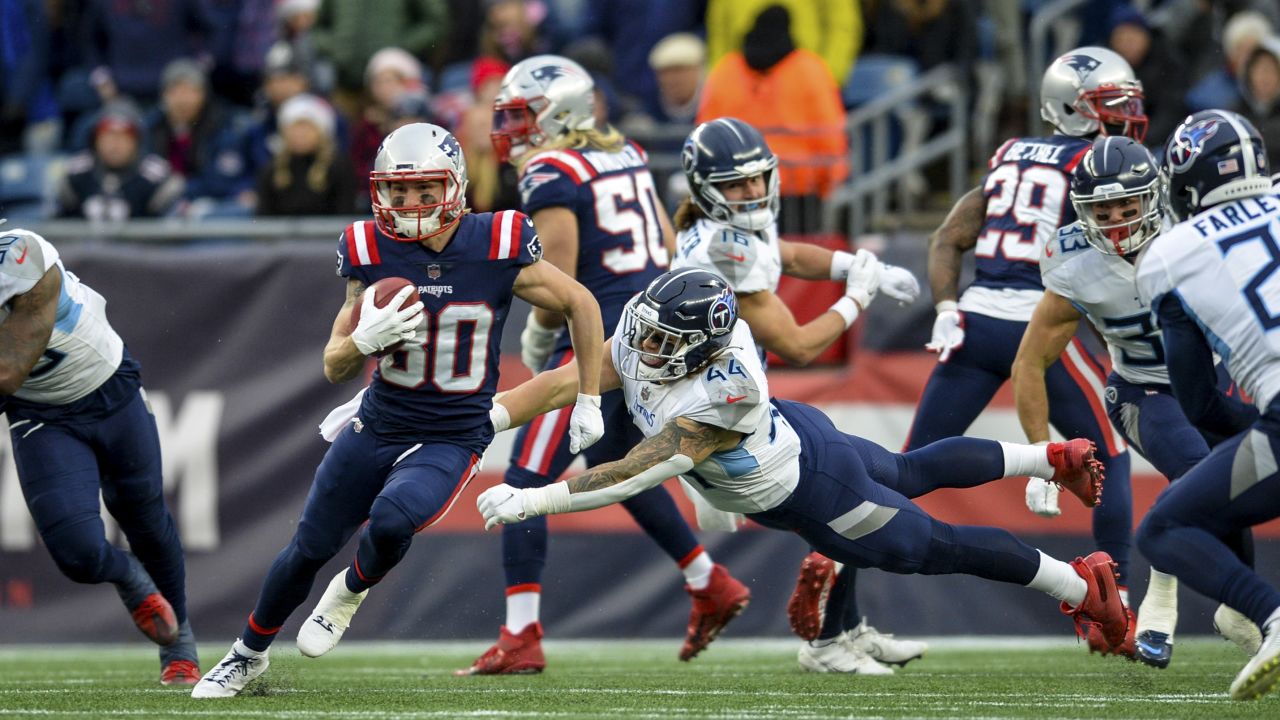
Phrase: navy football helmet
[
  {"left": 1070, "top": 136, "right": 1163, "bottom": 255},
  {"left": 682, "top": 118, "right": 779, "bottom": 232},
  {"left": 620, "top": 268, "right": 738, "bottom": 383},
  {"left": 1163, "top": 109, "right": 1272, "bottom": 222}
]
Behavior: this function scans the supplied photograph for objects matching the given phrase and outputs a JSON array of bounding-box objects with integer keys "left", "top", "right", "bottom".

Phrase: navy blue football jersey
[
  {"left": 337, "top": 211, "right": 541, "bottom": 445},
  {"left": 970, "top": 135, "right": 1091, "bottom": 292},
  {"left": 518, "top": 140, "right": 669, "bottom": 348}
]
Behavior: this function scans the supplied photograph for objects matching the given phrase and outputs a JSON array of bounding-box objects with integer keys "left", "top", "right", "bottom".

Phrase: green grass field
[{"left": 0, "top": 638, "right": 1273, "bottom": 719}]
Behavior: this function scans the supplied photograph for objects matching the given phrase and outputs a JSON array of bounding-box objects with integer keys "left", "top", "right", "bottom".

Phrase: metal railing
[
  {"left": 823, "top": 63, "right": 969, "bottom": 240},
  {"left": 1026, "top": 0, "right": 1088, "bottom": 135},
  {"left": 24, "top": 217, "right": 361, "bottom": 243}
]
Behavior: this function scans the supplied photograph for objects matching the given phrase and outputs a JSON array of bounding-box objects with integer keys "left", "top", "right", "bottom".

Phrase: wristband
[
  {"left": 523, "top": 482, "right": 572, "bottom": 517},
  {"left": 490, "top": 403, "right": 511, "bottom": 433},
  {"left": 829, "top": 250, "right": 856, "bottom": 280},
  {"left": 935, "top": 300, "right": 958, "bottom": 313},
  {"left": 830, "top": 296, "right": 860, "bottom": 329}
]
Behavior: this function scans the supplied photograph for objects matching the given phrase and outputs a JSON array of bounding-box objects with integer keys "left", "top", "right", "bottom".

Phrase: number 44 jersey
[
  {"left": 337, "top": 211, "right": 541, "bottom": 445},
  {"left": 1137, "top": 194, "right": 1280, "bottom": 412},
  {"left": 517, "top": 140, "right": 669, "bottom": 347},
  {"left": 960, "top": 135, "right": 1091, "bottom": 322}
]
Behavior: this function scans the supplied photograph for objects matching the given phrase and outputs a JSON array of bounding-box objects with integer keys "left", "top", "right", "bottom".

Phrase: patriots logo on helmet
[
  {"left": 437, "top": 135, "right": 461, "bottom": 162},
  {"left": 1168, "top": 118, "right": 1221, "bottom": 172},
  {"left": 1061, "top": 54, "right": 1102, "bottom": 82},
  {"left": 707, "top": 291, "right": 737, "bottom": 335},
  {"left": 530, "top": 65, "right": 571, "bottom": 85}
]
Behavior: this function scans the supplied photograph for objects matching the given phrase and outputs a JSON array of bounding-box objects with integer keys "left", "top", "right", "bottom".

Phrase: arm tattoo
[
  {"left": 344, "top": 279, "right": 366, "bottom": 307},
  {"left": 566, "top": 420, "right": 732, "bottom": 494},
  {"left": 928, "top": 187, "right": 985, "bottom": 303}
]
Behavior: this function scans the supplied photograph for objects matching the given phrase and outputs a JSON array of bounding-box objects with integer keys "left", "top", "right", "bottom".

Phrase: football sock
[
  {"left": 999, "top": 442, "right": 1054, "bottom": 479},
  {"left": 1028, "top": 551, "right": 1087, "bottom": 608},
  {"left": 1136, "top": 570, "right": 1178, "bottom": 635},
  {"left": 506, "top": 590, "right": 540, "bottom": 635},
  {"left": 1091, "top": 450, "right": 1132, "bottom": 586},
  {"left": 233, "top": 638, "right": 265, "bottom": 658},
  {"left": 819, "top": 567, "right": 855, "bottom": 641},
  {"left": 160, "top": 620, "right": 199, "bottom": 665},
  {"left": 682, "top": 551, "right": 714, "bottom": 590}
]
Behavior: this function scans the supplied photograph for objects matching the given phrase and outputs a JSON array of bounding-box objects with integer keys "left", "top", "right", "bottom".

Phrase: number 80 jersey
[
  {"left": 337, "top": 212, "right": 540, "bottom": 445},
  {"left": 518, "top": 140, "right": 669, "bottom": 347},
  {"left": 960, "top": 135, "right": 1091, "bottom": 322}
]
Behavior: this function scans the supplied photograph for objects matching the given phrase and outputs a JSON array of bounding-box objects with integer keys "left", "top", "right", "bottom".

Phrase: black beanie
[{"left": 742, "top": 5, "right": 795, "bottom": 72}]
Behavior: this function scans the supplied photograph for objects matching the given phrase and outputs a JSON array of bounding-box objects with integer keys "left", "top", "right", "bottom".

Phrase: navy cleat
[{"left": 1135, "top": 630, "right": 1173, "bottom": 669}]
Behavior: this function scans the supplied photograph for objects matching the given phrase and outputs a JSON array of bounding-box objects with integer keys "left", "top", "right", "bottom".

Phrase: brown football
[{"left": 349, "top": 277, "right": 419, "bottom": 355}]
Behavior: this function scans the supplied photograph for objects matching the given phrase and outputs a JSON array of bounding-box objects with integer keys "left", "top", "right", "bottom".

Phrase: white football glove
[
  {"left": 878, "top": 263, "right": 921, "bottom": 305},
  {"left": 478, "top": 483, "right": 532, "bottom": 530},
  {"left": 568, "top": 393, "right": 604, "bottom": 454},
  {"left": 350, "top": 286, "right": 424, "bottom": 356},
  {"left": 844, "top": 248, "right": 882, "bottom": 309},
  {"left": 1025, "top": 477, "right": 1062, "bottom": 518},
  {"left": 520, "top": 313, "right": 560, "bottom": 374},
  {"left": 925, "top": 301, "right": 964, "bottom": 362}
]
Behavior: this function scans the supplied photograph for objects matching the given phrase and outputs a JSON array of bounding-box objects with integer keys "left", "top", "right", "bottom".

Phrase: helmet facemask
[
  {"left": 620, "top": 298, "right": 703, "bottom": 383},
  {"left": 692, "top": 158, "right": 779, "bottom": 233},
  {"left": 1071, "top": 179, "right": 1162, "bottom": 255},
  {"left": 370, "top": 168, "right": 467, "bottom": 241},
  {"left": 491, "top": 97, "right": 548, "bottom": 163},
  {"left": 1080, "top": 84, "right": 1148, "bottom": 142}
]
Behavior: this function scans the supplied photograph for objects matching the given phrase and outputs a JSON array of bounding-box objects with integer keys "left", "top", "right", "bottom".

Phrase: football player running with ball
[
  {"left": 480, "top": 268, "right": 1129, "bottom": 662},
  {"left": 192, "top": 123, "right": 606, "bottom": 698},
  {"left": 0, "top": 224, "right": 198, "bottom": 684}
]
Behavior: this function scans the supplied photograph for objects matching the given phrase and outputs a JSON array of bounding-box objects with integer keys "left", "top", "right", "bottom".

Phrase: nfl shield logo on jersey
[{"left": 427, "top": 264, "right": 442, "bottom": 280}]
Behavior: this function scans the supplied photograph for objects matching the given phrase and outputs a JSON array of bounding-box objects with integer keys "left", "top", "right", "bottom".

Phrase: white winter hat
[
  {"left": 278, "top": 93, "right": 336, "bottom": 138},
  {"left": 365, "top": 47, "right": 424, "bottom": 85}
]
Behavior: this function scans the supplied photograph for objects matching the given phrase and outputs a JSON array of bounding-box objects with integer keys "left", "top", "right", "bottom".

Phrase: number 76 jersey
[{"left": 1137, "top": 194, "right": 1280, "bottom": 412}]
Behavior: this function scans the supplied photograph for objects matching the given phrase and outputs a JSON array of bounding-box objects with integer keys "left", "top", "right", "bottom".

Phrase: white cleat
[
  {"left": 1215, "top": 603, "right": 1263, "bottom": 657},
  {"left": 297, "top": 570, "right": 368, "bottom": 658},
  {"left": 844, "top": 618, "right": 927, "bottom": 667},
  {"left": 1230, "top": 619, "right": 1280, "bottom": 701},
  {"left": 798, "top": 639, "right": 893, "bottom": 675},
  {"left": 190, "top": 641, "right": 269, "bottom": 698}
]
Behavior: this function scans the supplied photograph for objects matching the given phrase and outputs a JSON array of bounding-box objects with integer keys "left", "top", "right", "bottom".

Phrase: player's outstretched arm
[
  {"left": 492, "top": 339, "right": 622, "bottom": 430},
  {"left": 323, "top": 279, "right": 369, "bottom": 384},
  {"left": 1011, "top": 290, "right": 1084, "bottom": 444},
  {"left": 478, "top": 417, "right": 740, "bottom": 528},
  {"left": 927, "top": 186, "right": 984, "bottom": 305},
  {"left": 513, "top": 260, "right": 603, "bottom": 397},
  {"left": 0, "top": 267, "right": 59, "bottom": 394},
  {"left": 737, "top": 289, "right": 847, "bottom": 367}
]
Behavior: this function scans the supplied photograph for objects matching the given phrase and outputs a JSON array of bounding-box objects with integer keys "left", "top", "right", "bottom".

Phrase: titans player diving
[{"left": 192, "top": 123, "right": 606, "bottom": 698}]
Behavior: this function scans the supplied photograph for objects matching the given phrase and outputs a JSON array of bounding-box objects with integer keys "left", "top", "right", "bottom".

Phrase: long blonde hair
[
  {"left": 514, "top": 124, "right": 627, "bottom": 174},
  {"left": 273, "top": 136, "right": 336, "bottom": 194},
  {"left": 672, "top": 197, "right": 706, "bottom": 231}
]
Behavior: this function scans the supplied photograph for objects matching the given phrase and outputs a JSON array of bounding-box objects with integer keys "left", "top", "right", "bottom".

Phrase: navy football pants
[{"left": 11, "top": 389, "right": 187, "bottom": 623}]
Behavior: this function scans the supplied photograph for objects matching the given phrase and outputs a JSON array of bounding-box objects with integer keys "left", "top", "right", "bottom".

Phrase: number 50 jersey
[
  {"left": 960, "top": 135, "right": 1091, "bottom": 322},
  {"left": 518, "top": 140, "right": 669, "bottom": 346},
  {"left": 337, "top": 211, "right": 540, "bottom": 446}
]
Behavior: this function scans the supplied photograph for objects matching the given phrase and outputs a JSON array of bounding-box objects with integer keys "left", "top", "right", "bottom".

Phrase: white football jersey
[
  {"left": 1041, "top": 222, "right": 1168, "bottom": 385},
  {"left": 673, "top": 218, "right": 782, "bottom": 295},
  {"left": 0, "top": 229, "right": 124, "bottom": 405},
  {"left": 610, "top": 319, "right": 801, "bottom": 513},
  {"left": 1136, "top": 194, "right": 1280, "bottom": 410}
]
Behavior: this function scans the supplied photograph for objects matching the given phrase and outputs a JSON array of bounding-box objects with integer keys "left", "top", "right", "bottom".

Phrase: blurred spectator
[
  {"left": 480, "top": 0, "right": 551, "bottom": 65},
  {"left": 1107, "top": 5, "right": 1187, "bottom": 147},
  {"left": 80, "top": 0, "right": 215, "bottom": 107},
  {"left": 862, "top": 0, "right": 978, "bottom": 82},
  {"left": 57, "top": 101, "right": 184, "bottom": 220},
  {"left": 1242, "top": 37, "right": 1280, "bottom": 168},
  {"left": 706, "top": 0, "right": 859, "bottom": 89},
  {"left": 440, "top": 0, "right": 487, "bottom": 66},
  {"left": 349, "top": 48, "right": 430, "bottom": 201},
  {"left": 648, "top": 33, "right": 705, "bottom": 124},
  {"left": 1184, "top": 10, "right": 1273, "bottom": 112},
  {"left": 697, "top": 5, "right": 848, "bottom": 234},
  {"left": 1154, "top": 1, "right": 1279, "bottom": 88},
  {"left": 207, "top": 0, "right": 278, "bottom": 108},
  {"left": 311, "top": 0, "right": 446, "bottom": 115},
  {"left": 457, "top": 57, "right": 518, "bottom": 212},
  {"left": 576, "top": 0, "right": 706, "bottom": 123},
  {"left": 278, "top": 0, "right": 334, "bottom": 94},
  {"left": 146, "top": 59, "right": 249, "bottom": 209},
  {"left": 256, "top": 93, "right": 356, "bottom": 216},
  {"left": 0, "top": 0, "right": 59, "bottom": 155}
]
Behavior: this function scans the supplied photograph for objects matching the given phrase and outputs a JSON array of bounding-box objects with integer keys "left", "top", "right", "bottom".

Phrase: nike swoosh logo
[
  {"left": 726, "top": 253, "right": 746, "bottom": 262},
  {"left": 1044, "top": 245, "right": 1053, "bottom": 257},
  {"left": 726, "top": 394, "right": 748, "bottom": 403},
  {"left": 14, "top": 246, "right": 27, "bottom": 264}
]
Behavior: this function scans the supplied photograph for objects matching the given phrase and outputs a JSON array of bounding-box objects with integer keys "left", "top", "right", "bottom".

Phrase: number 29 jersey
[
  {"left": 959, "top": 135, "right": 1091, "bottom": 322},
  {"left": 518, "top": 140, "right": 669, "bottom": 348},
  {"left": 337, "top": 211, "right": 540, "bottom": 446}
]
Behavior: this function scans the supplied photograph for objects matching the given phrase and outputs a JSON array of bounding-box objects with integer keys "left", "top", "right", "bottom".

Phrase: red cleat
[
  {"left": 1062, "top": 551, "right": 1128, "bottom": 649},
  {"left": 160, "top": 659, "right": 201, "bottom": 686},
  {"left": 680, "top": 564, "right": 751, "bottom": 661},
  {"left": 456, "top": 623, "right": 546, "bottom": 675},
  {"left": 1047, "top": 439, "right": 1105, "bottom": 507},
  {"left": 130, "top": 593, "right": 179, "bottom": 646},
  {"left": 787, "top": 553, "right": 837, "bottom": 641},
  {"left": 1086, "top": 606, "right": 1137, "bottom": 659}
]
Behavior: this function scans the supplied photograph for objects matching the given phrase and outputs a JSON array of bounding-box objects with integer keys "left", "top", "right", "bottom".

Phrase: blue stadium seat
[
  {"left": 0, "top": 153, "right": 63, "bottom": 220},
  {"left": 842, "top": 54, "right": 919, "bottom": 109}
]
